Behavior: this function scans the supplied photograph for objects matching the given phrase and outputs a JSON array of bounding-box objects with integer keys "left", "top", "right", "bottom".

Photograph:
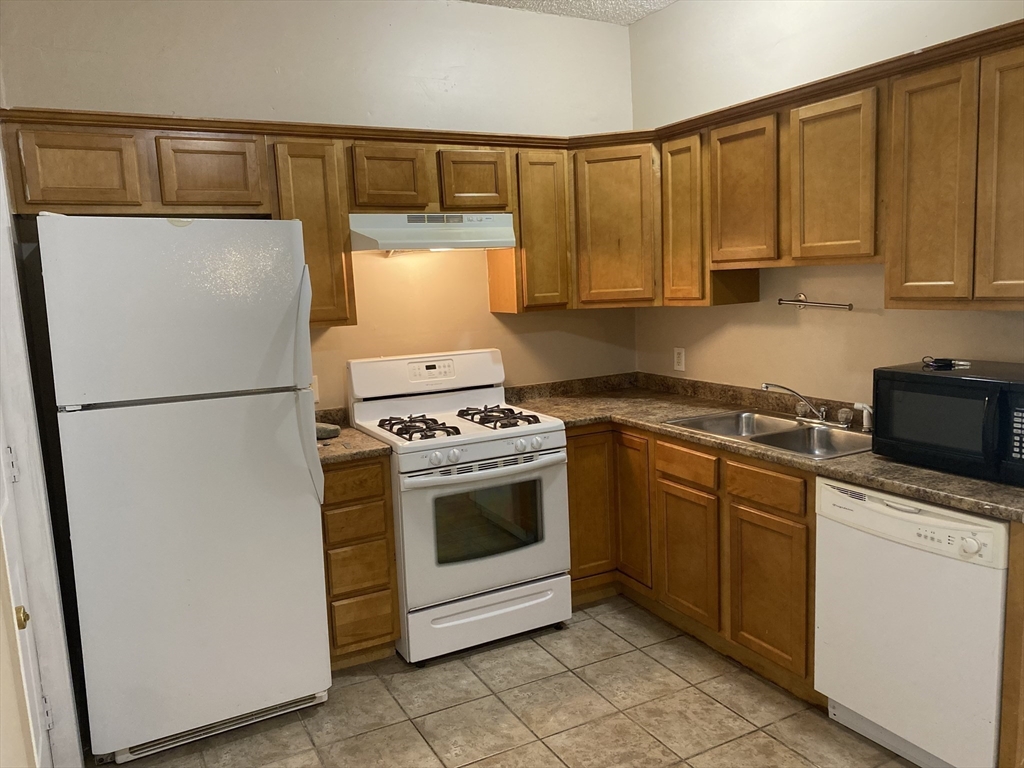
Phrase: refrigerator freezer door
[
  {"left": 38, "top": 216, "right": 312, "bottom": 406},
  {"left": 57, "top": 391, "right": 330, "bottom": 754}
]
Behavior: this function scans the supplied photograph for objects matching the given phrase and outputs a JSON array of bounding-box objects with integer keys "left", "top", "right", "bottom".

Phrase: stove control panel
[{"left": 407, "top": 359, "right": 455, "bottom": 383}]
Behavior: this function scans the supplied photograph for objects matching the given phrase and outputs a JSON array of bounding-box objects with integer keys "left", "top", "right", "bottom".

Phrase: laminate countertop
[
  {"left": 317, "top": 427, "right": 390, "bottom": 466},
  {"left": 513, "top": 387, "right": 1024, "bottom": 525}
]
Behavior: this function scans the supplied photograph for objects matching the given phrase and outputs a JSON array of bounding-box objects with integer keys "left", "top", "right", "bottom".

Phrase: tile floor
[{"left": 133, "top": 596, "right": 909, "bottom": 768}]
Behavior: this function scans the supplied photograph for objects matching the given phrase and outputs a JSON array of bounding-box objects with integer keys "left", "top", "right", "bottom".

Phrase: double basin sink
[{"left": 665, "top": 410, "right": 872, "bottom": 460}]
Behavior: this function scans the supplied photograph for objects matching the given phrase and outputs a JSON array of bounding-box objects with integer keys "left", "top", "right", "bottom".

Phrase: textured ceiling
[{"left": 460, "top": 0, "right": 677, "bottom": 26}]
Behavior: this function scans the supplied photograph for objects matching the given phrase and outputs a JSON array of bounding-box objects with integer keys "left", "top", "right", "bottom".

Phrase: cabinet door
[
  {"left": 351, "top": 143, "right": 431, "bottom": 207},
  {"left": 575, "top": 144, "right": 656, "bottom": 303},
  {"left": 440, "top": 149, "right": 510, "bottom": 209},
  {"left": 275, "top": 141, "right": 356, "bottom": 325},
  {"left": 518, "top": 149, "right": 570, "bottom": 307},
  {"left": 15, "top": 128, "right": 142, "bottom": 205},
  {"left": 887, "top": 60, "right": 979, "bottom": 300},
  {"left": 790, "top": 88, "right": 877, "bottom": 259},
  {"left": 729, "top": 502, "right": 808, "bottom": 675},
  {"left": 662, "top": 134, "right": 704, "bottom": 300},
  {"left": 710, "top": 116, "right": 777, "bottom": 263},
  {"left": 615, "top": 432, "right": 652, "bottom": 587},
  {"left": 155, "top": 135, "right": 269, "bottom": 206},
  {"left": 975, "top": 47, "right": 1024, "bottom": 299},
  {"left": 655, "top": 478, "right": 719, "bottom": 630},
  {"left": 567, "top": 433, "right": 616, "bottom": 579}
]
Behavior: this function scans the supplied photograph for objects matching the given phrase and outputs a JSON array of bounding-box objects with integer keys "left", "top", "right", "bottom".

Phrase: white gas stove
[{"left": 348, "top": 349, "right": 571, "bottom": 663}]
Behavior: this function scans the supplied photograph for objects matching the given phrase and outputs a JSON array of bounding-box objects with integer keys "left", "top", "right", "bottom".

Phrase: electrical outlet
[
  {"left": 673, "top": 348, "right": 686, "bottom": 372},
  {"left": 312, "top": 375, "right": 320, "bottom": 404}
]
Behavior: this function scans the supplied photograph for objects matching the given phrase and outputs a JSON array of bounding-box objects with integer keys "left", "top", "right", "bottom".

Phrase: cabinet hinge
[
  {"left": 4, "top": 445, "right": 19, "bottom": 483},
  {"left": 42, "top": 694, "right": 54, "bottom": 731}
]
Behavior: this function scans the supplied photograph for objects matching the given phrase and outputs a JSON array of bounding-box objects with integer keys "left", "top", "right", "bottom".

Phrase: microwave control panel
[{"left": 1012, "top": 407, "right": 1023, "bottom": 461}]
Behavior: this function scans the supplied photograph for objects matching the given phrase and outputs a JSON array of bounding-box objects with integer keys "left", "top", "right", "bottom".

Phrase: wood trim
[{"left": 998, "top": 521, "right": 1024, "bottom": 768}]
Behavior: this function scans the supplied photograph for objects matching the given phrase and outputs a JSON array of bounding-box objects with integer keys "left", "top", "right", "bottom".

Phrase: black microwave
[{"left": 873, "top": 360, "right": 1024, "bottom": 486}]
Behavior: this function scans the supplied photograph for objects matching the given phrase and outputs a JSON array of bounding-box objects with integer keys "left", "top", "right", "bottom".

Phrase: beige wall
[
  {"left": 314, "top": 250, "right": 636, "bottom": 407},
  {"left": 0, "top": 0, "right": 633, "bottom": 136},
  {"left": 1, "top": 528, "right": 35, "bottom": 768},
  {"left": 629, "top": 0, "right": 1024, "bottom": 128},
  {"left": 635, "top": 266, "right": 1024, "bottom": 404}
]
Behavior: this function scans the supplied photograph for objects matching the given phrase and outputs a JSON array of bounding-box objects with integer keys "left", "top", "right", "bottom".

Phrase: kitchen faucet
[{"left": 762, "top": 382, "right": 828, "bottom": 421}]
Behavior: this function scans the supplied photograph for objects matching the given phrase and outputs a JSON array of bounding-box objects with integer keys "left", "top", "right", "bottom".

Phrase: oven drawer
[
  {"left": 328, "top": 540, "right": 390, "bottom": 597},
  {"left": 330, "top": 590, "right": 394, "bottom": 651},
  {"left": 323, "top": 460, "right": 386, "bottom": 507}
]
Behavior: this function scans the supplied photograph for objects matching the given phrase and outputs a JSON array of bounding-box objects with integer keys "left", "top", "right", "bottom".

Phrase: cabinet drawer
[
  {"left": 725, "top": 461, "right": 805, "bottom": 517},
  {"left": 439, "top": 149, "right": 509, "bottom": 209},
  {"left": 323, "top": 460, "right": 386, "bottom": 507},
  {"left": 155, "top": 135, "right": 269, "bottom": 206},
  {"left": 324, "top": 499, "right": 387, "bottom": 546},
  {"left": 328, "top": 539, "right": 390, "bottom": 597},
  {"left": 16, "top": 128, "right": 143, "bottom": 206},
  {"left": 655, "top": 441, "right": 718, "bottom": 489},
  {"left": 330, "top": 590, "right": 394, "bottom": 651}
]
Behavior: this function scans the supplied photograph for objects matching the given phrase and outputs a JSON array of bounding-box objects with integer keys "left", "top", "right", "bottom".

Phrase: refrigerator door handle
[
  {"left": 294, "top": 266, "right": 313, "bottom": 389},
  {"left": 297, "top": 389, "right": 325, "bottom": 503}
]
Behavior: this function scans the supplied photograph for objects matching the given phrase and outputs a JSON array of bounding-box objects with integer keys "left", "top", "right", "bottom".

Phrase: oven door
[
  {"left": 873, "top": 374, "right": 1002, "bottom": 477},
  {"left": 398, "top": 450, "right": 569, "bottom": 610}
]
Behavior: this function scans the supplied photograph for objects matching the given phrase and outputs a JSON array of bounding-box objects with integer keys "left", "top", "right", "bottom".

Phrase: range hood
[{"left": 349, "top": 213, "right": 516, "bottom": 251}]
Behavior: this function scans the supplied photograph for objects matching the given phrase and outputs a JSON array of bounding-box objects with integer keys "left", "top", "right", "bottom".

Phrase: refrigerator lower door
[
  {"left": 57, "top": 391, "right": 330, "bottom": 755},
  {"left": 38, "top": 216, "right": 312, "bottom": 406}
]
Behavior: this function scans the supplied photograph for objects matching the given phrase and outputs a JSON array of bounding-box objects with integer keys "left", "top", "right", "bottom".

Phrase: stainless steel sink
[
  {"left": 665, "top": 410, "right": 800, "bottom": 438},
  {"left": 665, "top": 409, "right": 871, "bottom": 460},
  {"left": 750, "top": 425, "right": 872, "bottom": 459}
]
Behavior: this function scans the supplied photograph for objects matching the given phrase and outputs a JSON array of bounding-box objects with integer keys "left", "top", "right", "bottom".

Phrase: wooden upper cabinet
[
  {"left": 790, "top": 88, "right": 877, "bottom": 259},
  {"left": 440, "top": 149, "right": 510, "bottom": 209},
  {"left": 351, "top": 143, "right": 431, "bottom": 207},
  {"left": 975, "top": 47, "right": 1024, "bottom": 299},
  {"left": 518, "top": 150, "right": 570, "bottom": 308},
  {"left": 155, "top": 135, "right": 269, "bottom": 206},
  {"left": 656, "top": 478, "right": 720, "bottom": 630},
  {"left": 887, "top": 60, "right": 979, "bottom": 300},
  {"left": 15, "top": 128, "right": 142, "bottom": 206},
  {"left": 710, "top": 115, "right": 778, "bottom": 263},
  {"left": 615, "top": 431, "right": 652, "bottom": 588},
  {"left": 567, "top": 432, "right": 617, "bottom": 579},
  {"left": 662, "top": 134, "right": 703, "bottom": 300},
  {"left": 274, "top": 140, "right": 356, "bottom": 326},
  {"left": 575, "top": 144, "right": 657, "bottom": 304},
  {"left": 729, "top": 502, "right": 808, "bottom": 676}
]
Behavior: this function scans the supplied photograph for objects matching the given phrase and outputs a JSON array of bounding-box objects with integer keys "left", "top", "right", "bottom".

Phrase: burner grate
[
  {"left": 456, "top": 405, "right": 541, "bottom": 430},
  {"left": 378, "top": 415, "right": 461, "bottom": 441}
]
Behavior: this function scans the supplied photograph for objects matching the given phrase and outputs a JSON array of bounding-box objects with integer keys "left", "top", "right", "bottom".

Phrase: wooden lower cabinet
[
  {"left": 728, "top": 501, "right": 809, "bottom": 676},
  {"left": 567, "top": 432, "right": 617, "bottom": 579},
  {"left": 321, "top": 456, "right": 399, "bottom": 662},
  {"left": 654, "top": 477, "right": 719, "bottom": 630},
  {"left": 615, "top": 431, "right": 653, "bottom": 587}
]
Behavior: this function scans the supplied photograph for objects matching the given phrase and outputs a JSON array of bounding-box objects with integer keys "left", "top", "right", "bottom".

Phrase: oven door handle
[{"left": 401, "top": 451, "right": 567, "bottom": 491}]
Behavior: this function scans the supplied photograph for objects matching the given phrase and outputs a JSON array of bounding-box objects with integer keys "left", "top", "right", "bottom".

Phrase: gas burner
[
  {"left": 378, "top": 415, "right": 461, "bottom": 441},
  {"left": 457, "top": 405, "right": 542, "bottom": 430}
]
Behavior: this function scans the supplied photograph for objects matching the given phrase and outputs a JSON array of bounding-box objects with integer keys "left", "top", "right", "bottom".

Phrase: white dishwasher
[{"left": 815, "top": 479, "right": 1009, "bottom": 768}]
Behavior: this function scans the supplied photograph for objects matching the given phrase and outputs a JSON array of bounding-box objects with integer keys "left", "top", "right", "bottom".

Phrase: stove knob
[
  {"left": 514, "top": 439, "right": 527, "bottom": 452},
  {"left": 447, "top": 448, "right": 461, "bottom": 463},
  {"left": 429, "top": 451, "right": 444, "bottom": 466},
  {"left": 530, "top": 436, "right": 543, "bottom": 450},
  {"left": 961, "top": 537, "right": 982, "bottom": 556}
]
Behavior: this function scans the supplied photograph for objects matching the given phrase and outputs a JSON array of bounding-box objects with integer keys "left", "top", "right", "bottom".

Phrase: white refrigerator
[{"left": 36, "top": 215, "right": 331, "bottom": 762}]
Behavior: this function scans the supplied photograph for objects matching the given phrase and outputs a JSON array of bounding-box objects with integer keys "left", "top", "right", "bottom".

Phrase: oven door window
[{"left": 434, "top": 479, "right": 543, "bottom": 565}]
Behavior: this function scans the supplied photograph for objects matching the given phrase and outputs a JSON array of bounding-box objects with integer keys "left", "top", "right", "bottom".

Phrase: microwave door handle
[
  {"left": 401, "top": 452, "right": 566, "bottom": 491},
  {"left": 981, "top": 392, "right": 1000, "bottom": 463}
]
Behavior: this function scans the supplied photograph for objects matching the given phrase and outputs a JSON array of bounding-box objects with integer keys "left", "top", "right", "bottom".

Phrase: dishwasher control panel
[{"left": 913, "top": 524, "right": 994, "bottom": 561}]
